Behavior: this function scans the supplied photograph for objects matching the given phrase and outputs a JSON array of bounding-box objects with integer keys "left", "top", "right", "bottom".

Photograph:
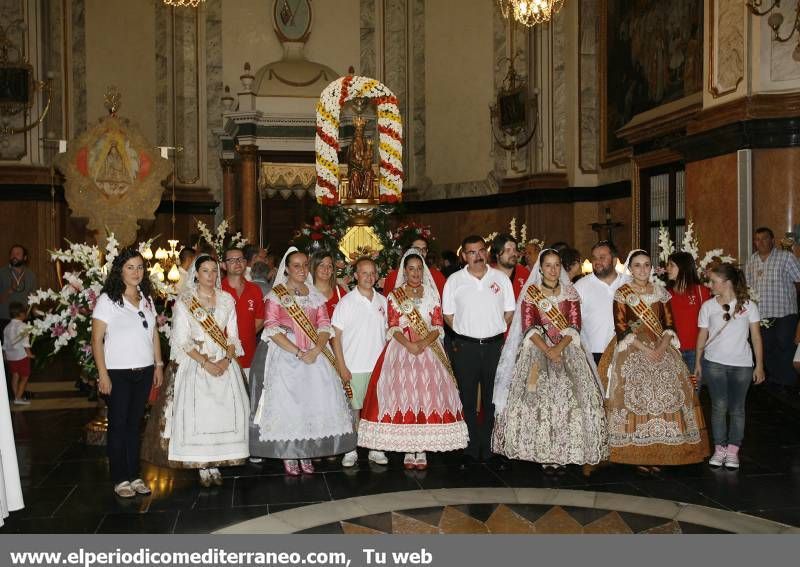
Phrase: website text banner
[{"left": 0, "top": 535, "right": 796, "bottom": 567}]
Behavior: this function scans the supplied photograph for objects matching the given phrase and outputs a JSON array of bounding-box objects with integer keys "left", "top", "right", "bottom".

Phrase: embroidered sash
[
  {"left": 272, "top": 284, "right": 353, "bottom": 399},
  {"left": 184, "top": 295, "right": 230, "bottom": 352},
  {"left": 523, "top": 284, "right": 571, "bottom": 332},
  {"left": 391, "top": 287, "right": 456, "bottom": 383},
  {"left": 616, "top": 283, "right": 664, "bottom": 337}
]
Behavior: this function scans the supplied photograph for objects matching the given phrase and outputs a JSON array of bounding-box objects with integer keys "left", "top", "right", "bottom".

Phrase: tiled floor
[{"left": 2, "top": 386, "right": 800, "bottom": 533}]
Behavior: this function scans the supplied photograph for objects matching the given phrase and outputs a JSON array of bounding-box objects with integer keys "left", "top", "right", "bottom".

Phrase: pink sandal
[
  {"left": 300, "top": 459, "right": 315, "bottom": 474},
  {"left": 283, "top": 459, "right": 301, "bottom": 476}
]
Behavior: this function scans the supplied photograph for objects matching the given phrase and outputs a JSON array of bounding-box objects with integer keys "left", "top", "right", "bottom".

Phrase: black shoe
[{"left": 459, "top": 455, "right": 477, "bottom": 470}]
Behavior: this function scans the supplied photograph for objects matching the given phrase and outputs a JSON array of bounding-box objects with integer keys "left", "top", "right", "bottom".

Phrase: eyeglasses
[
  {"left": 138, "top": 311, "right": 149, "bottom": 329},
  {"left": 464, "top": 248, "right": 486, "bottom": 256},
  {"left": 722, "top": 303, "right": 732, "bottom": 322},
  {"left": 225, "top": 257, "right": 246, "bottom": 264}
]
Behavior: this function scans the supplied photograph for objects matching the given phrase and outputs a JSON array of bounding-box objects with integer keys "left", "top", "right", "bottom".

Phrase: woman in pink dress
[
  {"left": 359, "top": 249, "right": 468, "bottom": 470},
  {"left": 250, "top": 247, "right": 356, "bottom": 476}
]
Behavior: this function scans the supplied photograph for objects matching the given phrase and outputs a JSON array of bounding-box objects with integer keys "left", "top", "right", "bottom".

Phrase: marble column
[
  {"left": 221, "top": 159, "right": 236, "bottom": 225},
  {"left": 238, "top": 145, "right": 258, "bottom": 244}
]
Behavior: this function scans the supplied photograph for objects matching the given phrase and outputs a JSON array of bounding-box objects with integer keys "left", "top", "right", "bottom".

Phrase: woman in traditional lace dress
[
  {"left": 160, "top": 254, "right": 249, "bottom": 487},
  {"left": 251, "top": 247, "right": 355, "bottom": 476},
  {"left": 359, "top": 249, "right": 468, "bottom": 470},
  {"left": 492, "top": 249, "right": 608, "bottom": 473},
  {"left": 601, "top": 249, "right": 709, "bottom": 473}
]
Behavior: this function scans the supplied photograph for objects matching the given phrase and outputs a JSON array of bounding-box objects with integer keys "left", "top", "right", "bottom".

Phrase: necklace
[
  {"left": 541, "top": 280, "right": 560, "bottom": 291},
  {"left": 9, "top": 268, "right": 25, "bottom": 293}
]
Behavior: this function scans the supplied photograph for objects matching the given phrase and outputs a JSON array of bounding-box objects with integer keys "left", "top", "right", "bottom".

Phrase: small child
[{"left": 3, "top": 302, "right": 34, "bottom": 405}]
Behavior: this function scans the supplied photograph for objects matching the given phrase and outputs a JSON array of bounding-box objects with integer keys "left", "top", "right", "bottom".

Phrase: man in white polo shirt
[
  {"left": 332, "top": 257, "right": 389, "bottom": 467},
  {"left": 443, "top": 235, "right": 515, "bottom": 469},
  {"left": 574, "top": 240, "right": 626, "bottom": 363}
]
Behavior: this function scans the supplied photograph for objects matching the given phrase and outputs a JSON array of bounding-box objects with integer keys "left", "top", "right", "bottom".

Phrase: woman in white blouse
[{"left": 92, "top": 248, "right": 164, "bottom": 499}]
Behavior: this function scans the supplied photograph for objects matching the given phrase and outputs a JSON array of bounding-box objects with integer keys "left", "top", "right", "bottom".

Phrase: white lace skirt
[
  {"left": 492, "top": 330, "right": 609, "bottom": 465},
  {"left": 252, "top": 334, "right": 356, "bottom": 458},
  {"left": 168, "top": 358, "right": 250, "bottom": 466}
]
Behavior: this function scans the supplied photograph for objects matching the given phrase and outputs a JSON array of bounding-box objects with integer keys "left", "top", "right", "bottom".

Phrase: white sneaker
[
  {"left": 341, "top": 450, "right": 358, "bottom": 467},
  {"left": 13, "top": 399, "right": 30, "bottom": 406},
  {"left": 709, "top": 445, "right": 727, "bottom": 467},
  {"left": 248, "top": 457, "right": 263, "bottom": 464},
  {"left": 129, "top": 478, "right": 151, "bottom": 495},
  {"left": 368, "top": 450, "right": 388, "bottom": 465}
]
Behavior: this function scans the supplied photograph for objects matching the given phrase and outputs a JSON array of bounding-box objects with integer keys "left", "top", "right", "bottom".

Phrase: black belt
[{"left": 453, "top": 333, "right": 504, "bottom": 345}]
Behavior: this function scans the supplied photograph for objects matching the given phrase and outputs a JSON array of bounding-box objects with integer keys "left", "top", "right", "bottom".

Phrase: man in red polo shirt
[
  {"left": 382, "top": 236, "right": 446, "bottom": 297},
  {"left": 490, "top": 233, "right": 530, "bottom": 300},
  {"left": 221, "top": 246, "right": 265, "bottom": 378}
]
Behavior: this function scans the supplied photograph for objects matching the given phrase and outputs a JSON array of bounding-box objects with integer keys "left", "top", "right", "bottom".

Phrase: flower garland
[
  {"left": 484, "top": 217, "right": 542, "bottom": 253},
  {"left": 315, "top": 75, "right": 403, "bottom": 205}
]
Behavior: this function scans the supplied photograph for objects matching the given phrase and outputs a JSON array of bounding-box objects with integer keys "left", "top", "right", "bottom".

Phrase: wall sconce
[
  {"left": 581, "top": 259, "right": 593, "bottom": 275},
  {"left": 746, "top": 1, "right": 800, "bottom": 61}
]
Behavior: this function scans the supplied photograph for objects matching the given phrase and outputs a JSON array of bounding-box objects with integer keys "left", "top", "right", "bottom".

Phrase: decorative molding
[
  {"left": 616, "top": 94, "right": 703, "bottom": 147},
  {"left": 578, "top": 0, "right": 599, "bottom": 173},
  {"left": 688, "top": 92, "right": 800, "bottom": 134},
  {"left": 500, "top": 172, "right": 569, "bottom": 192},
  {"left": 551, "top": 9, "right": 566, "bottom": 169},
  {"left": 675, "top": 117, "right": 800, "bottom": 162},
  {"left": 360, "top": 0, "right": 376, "bottom": 77},
  {"left": 708, "top": 0, "right": 745, "bottom": 99},
  {"left": 402, "top": 180, "right": 631, "bottom": 214}
]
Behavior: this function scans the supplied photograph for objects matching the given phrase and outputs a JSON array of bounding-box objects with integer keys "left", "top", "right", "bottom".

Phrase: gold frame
[
  {"left": 598, "top": 0, "right": 633, "bottom": 167},
  {"left": 273, "top": 0, "right": 313, "bottom": 44}
]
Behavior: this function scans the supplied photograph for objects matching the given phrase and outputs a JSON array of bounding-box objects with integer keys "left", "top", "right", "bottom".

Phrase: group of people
[{"left": 84, "top": 225, "right": 798, "bottom": 497}]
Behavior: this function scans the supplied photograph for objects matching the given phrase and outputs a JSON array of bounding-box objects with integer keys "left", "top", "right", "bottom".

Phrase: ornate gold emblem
[
  {"left": 55, "top": 88, "right": 170, "bottom": 246},
  {"left": 399, "top": 299, "right": 415, "bottom": 314},
  {"left": 280, "top": 294, "right": 295, "bottom": 308},
  {"left": 536, "top": 297, "right": 553, "bottom": 312},
  {"left": 625, "top": 294, "right": 641, "bottom": 307},
  {"left": 192, "top": 306, "right": 208, "bottom": 322}
]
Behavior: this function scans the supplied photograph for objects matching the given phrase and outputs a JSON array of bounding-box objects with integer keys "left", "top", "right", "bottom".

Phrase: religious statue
[
  {"left": 94, "top": 142, "right": 132, "bottom": 196},
  {"left": 346, "top": 116, "right": 376, "bottom": 201}
]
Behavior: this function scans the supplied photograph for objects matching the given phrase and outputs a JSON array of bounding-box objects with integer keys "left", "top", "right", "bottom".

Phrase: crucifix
[{"left": 590, "top": 207, "right": 624, "bottom": 245}]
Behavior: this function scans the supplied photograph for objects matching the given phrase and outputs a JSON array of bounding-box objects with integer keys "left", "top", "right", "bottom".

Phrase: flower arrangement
[
  {"left": 484, "top": 217, "right": 542, "bottom": 253},
  {"left": 196, "top": 219, "right": 247, "bottom": 258},
  {"left": 290, "top": 214, "right": 347, "bottom": 260},
  {"left": 315, "top": 75, "right": 403, "bottom": 204},
  {"left": 27, "top": 234, "right": 173, "bottom": 382},
  {"left": 656, "top": 220, "right": 740, "bottom": 288}
]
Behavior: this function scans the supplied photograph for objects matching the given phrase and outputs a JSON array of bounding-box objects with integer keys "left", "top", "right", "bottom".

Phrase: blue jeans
[{"left": 702, "top": 359, "right": 752, "bottom": 447}]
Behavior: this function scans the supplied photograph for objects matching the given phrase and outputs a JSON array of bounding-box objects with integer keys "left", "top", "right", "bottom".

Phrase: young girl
[
  {"left": 2, "top": 302, "right": 33, "bottom": 405},
  {"left": 695, "top": 263, "right": 765, "bottom": 470}
]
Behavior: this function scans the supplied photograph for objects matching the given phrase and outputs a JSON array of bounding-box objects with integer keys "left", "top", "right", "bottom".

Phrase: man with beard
[
  {"left": 574, "top": 240, "right": 625, "bottom": 364},
  {"left": 0, "top": 245, "right": 37, "bottom": 332},
  {"left": 443, "top": 235, "right": 515, "bottom": 469},
  {"left": 490, "top": 233, "right": 530, "bottom": 300}
]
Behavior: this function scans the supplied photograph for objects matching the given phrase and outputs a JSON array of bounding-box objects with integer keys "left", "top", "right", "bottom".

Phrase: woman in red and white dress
[{"left": 359, "top": 249, "right": 468, "bottom": 470}]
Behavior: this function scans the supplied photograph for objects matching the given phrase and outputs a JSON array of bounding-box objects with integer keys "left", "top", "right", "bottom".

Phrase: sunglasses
[
  {"left": 138, "top": 311, "right": 149, "bottom": 329},
  {"left": 722, "top": 303, "right": 732, "bottom": 322}
]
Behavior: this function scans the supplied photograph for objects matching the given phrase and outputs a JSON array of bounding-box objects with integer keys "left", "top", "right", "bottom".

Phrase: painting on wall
[{"left": 599, "top": 0, "right": 703, "bottom": 165}]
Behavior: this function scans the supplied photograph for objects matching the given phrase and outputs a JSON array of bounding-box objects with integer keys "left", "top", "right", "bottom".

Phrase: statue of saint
[
  {"left": 96, "top": 143, "right": 132, "bottom": 196},
  {"left": 347, "top": 117, "right": 375, "bottom": 200}
]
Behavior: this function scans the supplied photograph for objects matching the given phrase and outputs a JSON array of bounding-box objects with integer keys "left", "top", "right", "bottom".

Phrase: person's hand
[
  {"left": 28, "top": 353, "right": 35, "bottom": 360},
  {"left": 153, "top": 365, "right": 164, "bottom": 388},
  {"left": 545, "top": 346, "right": 562, "bottom": 363},
  {"left": 204, "top": 360, "right": 224, "bottom": 377},
  {"left": 406, "top": 341, "right": 424, "bottom": 356},
  {"left": 694, "top": 364, "right": 702, "bottom": 381},
  {"left": 301, "top": 347, "right": 321, "bottom": 364},
  {"left": 98, "top": 375, "right": 112, "bottom": 395},
  {"left": 339, "top": 367, "right": 353, "bottom": 384},
  {"left": 753, "top": 365, "right": 766, "bottom": 385}
]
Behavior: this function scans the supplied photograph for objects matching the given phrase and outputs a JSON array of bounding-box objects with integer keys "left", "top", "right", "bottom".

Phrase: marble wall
[
  {"left": 752, "top": 148, "right": 800, "bottom": 238},
  {"left": 685, "top": 153, "right": 740, "bottom": 256},
  {"left": 425, "top": 0, "right": 494, "bottom": 187}
]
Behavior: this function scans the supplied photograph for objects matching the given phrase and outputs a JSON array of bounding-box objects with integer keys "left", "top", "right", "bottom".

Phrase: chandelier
[
  {"left": 162, "top": 0, "right": 205, "bottom": 7},
  {"left": 497, "top": 0, "right": 565, "bottom": 27}
]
